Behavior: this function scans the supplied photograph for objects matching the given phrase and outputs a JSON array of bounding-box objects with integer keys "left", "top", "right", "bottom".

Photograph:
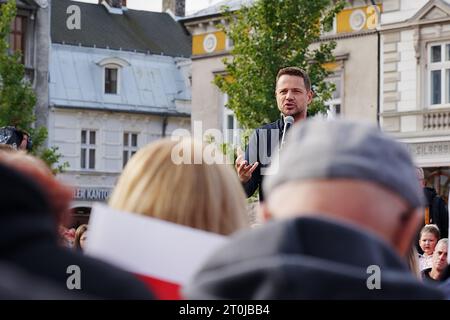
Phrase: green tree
[
  {"left": 0, "top": 0, "right": 67, "bottom": 172},
  {"left": 215, "top": 0, "right": 346, "bottom": 129}
]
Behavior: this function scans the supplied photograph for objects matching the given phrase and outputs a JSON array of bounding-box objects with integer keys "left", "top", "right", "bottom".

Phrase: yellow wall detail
[
  {"left": 337, "top": 4, "right": 382, "bottom": 34},
  {"left": 322, "top": 62, "right": 339, "bottom": 72},
  {"left": 193, "top": 31, "right": 227, "bottom": 55}
]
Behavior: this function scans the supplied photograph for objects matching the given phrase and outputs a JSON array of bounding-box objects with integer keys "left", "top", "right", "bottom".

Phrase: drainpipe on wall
[
  {"left": 162, "top": 115, "right": 168, "bottom": 137},
  {"left": 370, "top": 0, "right": 381, "bottom": 127}
]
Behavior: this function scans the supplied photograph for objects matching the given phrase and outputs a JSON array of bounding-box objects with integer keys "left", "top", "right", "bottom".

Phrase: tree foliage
[
  {"left": 0, "top": 0, "right": 67, "bottom": 172},
  {"left": 215, "top": 0, "right": 346, "bottom": 129}
]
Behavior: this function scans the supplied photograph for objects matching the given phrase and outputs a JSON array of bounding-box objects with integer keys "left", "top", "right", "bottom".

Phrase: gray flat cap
[{"left": 263, "top": 119, "right": 425, "bottom": 208}]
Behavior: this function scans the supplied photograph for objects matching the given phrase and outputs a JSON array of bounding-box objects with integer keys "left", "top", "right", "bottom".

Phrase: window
[
  {"left": 105, "top": 67, "right": 118, "bottom": 94},
  {"left": 81, "top": 130, "right": 96, "bottom": 169},
  {"left": 9, "top": 16, "right": 26, "bottom": 62},
  {"left": 222, "top": 94, "right": 240, "bottom": 145},
  {"left": 428, "top": 43, "right": 450, "bottom": 106},
  {"left": 96, "top": 58, "right": 128, "bottom": 94},
  {"left": 324, "top": 73, "right": 342, "bottom": 119},
  {"left": 123, "top": 132, "right": 138, "bottom": 167}
]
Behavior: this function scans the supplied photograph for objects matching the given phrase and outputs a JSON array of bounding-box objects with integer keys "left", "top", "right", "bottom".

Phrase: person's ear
[
  {"left": 392, "top": 208, "right": 422, "bottom": 256},
  {"left": 306, "top": 90, "right": 314, "bottom": 104}
]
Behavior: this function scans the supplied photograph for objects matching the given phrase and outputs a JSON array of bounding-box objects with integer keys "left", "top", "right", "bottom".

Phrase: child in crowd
[{"left": 418, "top": 224, "right": 440, "bottom": 271}]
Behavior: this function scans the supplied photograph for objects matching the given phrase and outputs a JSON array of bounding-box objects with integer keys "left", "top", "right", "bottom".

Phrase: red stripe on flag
[{"left": 136, "top": 274, "right": 182, "bottom": 300}]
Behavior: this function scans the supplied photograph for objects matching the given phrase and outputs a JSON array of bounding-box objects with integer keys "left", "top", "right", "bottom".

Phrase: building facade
[
  {"left": 181, "top": 0, "right": 381, "bottom": 145},
  {"left": 380, "top": 0, "right": 450, "bottom": 201},
  {"left": 4, "top": 0, "right": 51, "bottom": 130},
  {"left": 50, "top": 0, "right": 192, "bottom": 223}
]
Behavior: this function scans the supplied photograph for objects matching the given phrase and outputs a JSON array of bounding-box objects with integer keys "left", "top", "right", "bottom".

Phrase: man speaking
[{"left": 235, "top": 67, "right": 313, "bottom": 201}]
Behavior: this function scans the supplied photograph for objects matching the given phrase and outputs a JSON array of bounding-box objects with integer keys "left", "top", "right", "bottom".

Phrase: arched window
[
  {"left": 104, "top": 66, "right": 118, "bottom": 94},
  {"left": 96, "top": 57, "right": 130, "bottom": 95}
]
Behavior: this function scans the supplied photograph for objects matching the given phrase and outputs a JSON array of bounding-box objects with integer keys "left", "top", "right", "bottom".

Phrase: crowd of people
[{"left": 0, "top": 67, "right": 449, "bottom": 300}]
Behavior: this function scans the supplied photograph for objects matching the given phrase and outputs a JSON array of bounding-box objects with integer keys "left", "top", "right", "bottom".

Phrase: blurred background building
[{"left": 49, "top": 0, "right": 191, "bottom": 223}]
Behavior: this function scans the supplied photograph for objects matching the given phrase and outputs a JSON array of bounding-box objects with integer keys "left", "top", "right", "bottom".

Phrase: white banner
[{"left": 85, "top": 203, "right": 228, "bottom": 299}]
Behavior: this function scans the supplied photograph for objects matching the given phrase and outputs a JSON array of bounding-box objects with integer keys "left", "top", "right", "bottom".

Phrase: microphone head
[{"left": 284, "top": 116, "right": 294, "bottom": 125}]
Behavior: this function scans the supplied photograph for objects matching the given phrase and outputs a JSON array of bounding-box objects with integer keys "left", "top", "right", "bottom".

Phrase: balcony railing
[{"left": 423, "top": 110, "right": 450, "bottom": 131}]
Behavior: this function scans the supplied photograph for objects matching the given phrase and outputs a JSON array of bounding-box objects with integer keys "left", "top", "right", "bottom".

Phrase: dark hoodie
[
  {"left": 0, "top": 162, "right": 153, "bottom": 299},
  {"left": 423, "top": 187, "right": 448, "bottom": 239},
  {"left": 184, "top": 216, "right": 444, "bottom": 299}
]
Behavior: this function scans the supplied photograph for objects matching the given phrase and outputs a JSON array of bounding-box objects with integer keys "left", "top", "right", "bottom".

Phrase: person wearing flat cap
[{"left": 184, "top": 119, "right": 444, "bottom": 299}]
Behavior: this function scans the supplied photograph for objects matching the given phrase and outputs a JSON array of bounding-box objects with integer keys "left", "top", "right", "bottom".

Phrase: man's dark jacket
[
  {"left": 0, "top": 162, "right": 153, "bottom": 299},
  {"left": 244, "top": 117, "right": 287, "bottom": 201},
  {"left": 424, "top": 187, "right": 448, "bottom": 239},
  {"left": 184, "top": 216, "right": 444, "bottom": 299}
]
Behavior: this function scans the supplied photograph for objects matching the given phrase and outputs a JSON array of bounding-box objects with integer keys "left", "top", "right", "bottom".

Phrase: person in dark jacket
[
  {"left": 424, "top": 187, "right": 448, "bottom": 239},
  {"left": 235, "top": 67, "right": 313, "bottom": 201},
  {"left": 185, "top": 120, "right": 444, "bottom": 299},
  {"left": 0, "top": 154, "right": 153, "bottom": 299},
  {"left": 439, "top": 265, "right": 450, "bottom": 299},
  {"left": 416, "top": 167, "right": 448, "bottom": 239}
]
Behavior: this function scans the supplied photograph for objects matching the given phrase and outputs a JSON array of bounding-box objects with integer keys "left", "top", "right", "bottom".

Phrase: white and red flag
[{"left": 85, "top": 203, "right": 228, "bottom": 299}]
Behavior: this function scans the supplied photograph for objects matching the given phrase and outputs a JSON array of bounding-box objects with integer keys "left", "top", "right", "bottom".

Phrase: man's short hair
[
  {"left": 435, "top": 238, "right": 448, "bottom": 253},
  {"left": 276, "top": 67, "right": 311, "bottom": 91}
]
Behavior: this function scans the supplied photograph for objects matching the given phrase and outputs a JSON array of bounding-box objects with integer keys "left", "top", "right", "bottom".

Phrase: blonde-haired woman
[{"left": 109, "top": 138, "right": 249, "bottom": 235}]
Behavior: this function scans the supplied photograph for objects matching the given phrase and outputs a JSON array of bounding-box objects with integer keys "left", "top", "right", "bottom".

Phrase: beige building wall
[
  {"left": 380, "top": 0, "right": 450, "bottom": 200},
  {"left": 336, "top": 34, "right": 378, "bottom": 122},
  {"left": 191, "top": 55, "right": 226, "bottom": 131},
  {"left": 189, "top": 33, "right": 379, "bottom": 131}
]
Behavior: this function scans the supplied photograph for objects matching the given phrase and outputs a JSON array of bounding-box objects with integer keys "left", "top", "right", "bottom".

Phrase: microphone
[{"left": 280, "top": 116, "right": 294, "bottom": 149}]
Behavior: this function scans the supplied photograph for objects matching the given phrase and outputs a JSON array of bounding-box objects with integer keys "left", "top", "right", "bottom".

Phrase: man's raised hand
[{"left": 235, "top": 147, "right": 258, "bottom": 183}]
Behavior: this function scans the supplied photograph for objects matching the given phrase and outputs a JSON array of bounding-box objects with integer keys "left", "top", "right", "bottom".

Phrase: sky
[{"left": 75, "top": 0, "right": 225, "bottom": 15}]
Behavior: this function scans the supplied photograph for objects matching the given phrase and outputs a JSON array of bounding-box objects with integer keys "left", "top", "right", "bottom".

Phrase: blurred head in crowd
[
  {"left": 183, "top": 120, "right": 444, "bottom": 300},
  {"left": 74, "top": 224, "right": 88, "bottom": 251},
  {"left": 263, "top": 120, "right": 425, "bottom": 256},
  {"left": 109, "top": 138, "right": 248, "bottom": 235},
  {"left": 419, "top": 224, "right": 440, "bottom": 256},
  {"left": 58, "top": 226, "right": 76, "bottom": 248},
  {"left": 0, "top": 153, "right": 155, "bottom": 299},
  {"left": 0, "top": 150, "right": 73, "bottom": 228}
]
